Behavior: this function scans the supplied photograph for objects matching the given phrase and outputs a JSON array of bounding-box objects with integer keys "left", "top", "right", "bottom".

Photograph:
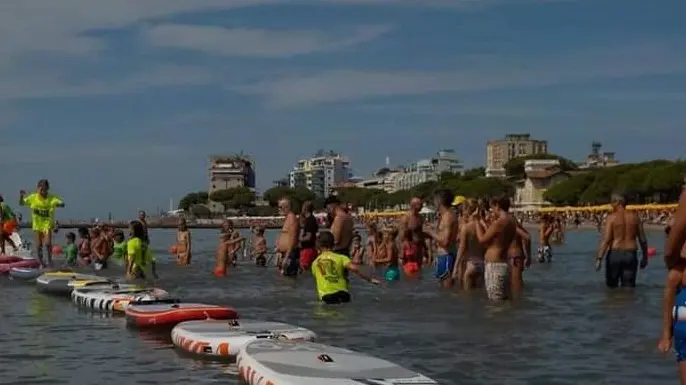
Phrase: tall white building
[
  {"left": 289, "top": 151, "right": 351, "bottom": 198},
  {"left": 393, "top": 149, "right": 462, "bottom": 191}
]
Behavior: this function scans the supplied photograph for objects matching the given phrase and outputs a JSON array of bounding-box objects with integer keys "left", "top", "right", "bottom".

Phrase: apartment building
[
  {"left": 486, "top": 133, "right": 548, "bottom": 177},
  {"left": 289, "top": 151, "right": 351, "bottom": 198}
]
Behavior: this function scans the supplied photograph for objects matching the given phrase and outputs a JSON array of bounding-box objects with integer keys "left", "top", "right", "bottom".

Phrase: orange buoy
[
  {"left": 169, "top": 244, "right": 178, "bottom": 254},
  {"left": 52, "top": 245, "right": 63, "bottom": 255},
  {"left": 647, "top": 247, "right": 657, "bottom": 257},
  {"left": 2, "top": 219, "right": 17, "bottom": 234}
]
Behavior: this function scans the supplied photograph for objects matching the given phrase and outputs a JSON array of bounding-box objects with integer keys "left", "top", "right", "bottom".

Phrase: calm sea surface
[{"left": 0, "top": 228, "right": 676, "bottom": 385}]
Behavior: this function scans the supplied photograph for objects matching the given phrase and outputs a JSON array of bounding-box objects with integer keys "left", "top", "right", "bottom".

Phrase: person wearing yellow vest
[
  {"left": 18, "top": 179, "right": 65, "bottom": 267},
  {"left": 311, "top": 231, "right": 380, "bottom": 304}
]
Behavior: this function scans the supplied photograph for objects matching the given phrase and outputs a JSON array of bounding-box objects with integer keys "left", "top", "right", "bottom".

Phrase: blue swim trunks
[{"left": 435, "top": 253, "right": 456, "bottom": 280}]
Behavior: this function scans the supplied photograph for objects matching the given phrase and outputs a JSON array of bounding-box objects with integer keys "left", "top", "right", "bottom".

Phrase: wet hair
[
  {"left": 130, "top": 220, "right": 146, "bottom": 239},
  {"left": 434, "top": 189, "right": 455, "bottom": 208},
  {"left": 0, "top": 195, "right": 4, "bottom": 203},
  {"left": 38, "top": 179, "right": 49, "bottom": 189},
  {"left": 495, "top": 195, "right": 511, "bottom": 212},
  {"left": 66, "top": 232, "right": 76, "bottom": 241},
  {"left": 611, "top": 191, "right": 627, "bottom": 207},
  {"left": 317, "top": 231, "right": 335, "bottom": 249},
  {"left": 77, "top": 227, "right": 89, "bottom": 238}
]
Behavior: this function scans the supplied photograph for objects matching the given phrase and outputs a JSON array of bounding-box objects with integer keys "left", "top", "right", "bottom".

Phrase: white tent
[{"left": 419, "top": 206, "right": 435, "bottom": 215}]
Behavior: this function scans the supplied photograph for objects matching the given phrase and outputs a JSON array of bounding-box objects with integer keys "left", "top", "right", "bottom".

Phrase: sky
[{"left": 1, "top": 0, "right": 685, "bottom": 219}]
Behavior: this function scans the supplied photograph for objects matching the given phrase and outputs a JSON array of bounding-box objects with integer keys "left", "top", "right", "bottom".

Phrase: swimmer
[
  {"left": 351, "top": 233, "right": 365, "bottom": 265},
  {"left": 18, "top": 180, "right": 65, "bottom": 268},
  {"left": 214, "top": 220, "right": 243, "bottom": 276},
  {"left": 398, "top": 197, "right": 429, "bottom": 267},
  {"left": 401, "top": 229, "right": 421, "bottom": 277},
  {"left": 657, "top": 257, "right": 686, "bottom": 383},
  {"left": 595, "top": 192, "right": 648, "bottom": 288},
  {"left": 376, "top": 228, "right": 399, "bottom": 281},
  {"left": 127, "top": 220, "right": 155, "bottom": 281},
  {"left": 0, "top": 195, "right": 19, "bottom": 254},
  {"left": 666, "top": 182, "right": 686, "bottom": 267},
  {"left": 509, "top": 219, "right": 532, "bottom": 294},
  {"left": 111, "top": 230, "right": 127, "bottom": 268},
  {"left": 311, "top": 231, "right": 380, "bottom": 304},
  {"left": 454, "top": 200, "right": 485, "bottom": 290},
  {"left": 326, "top": 196, "right": 354, "bottom": 258},
  {"left": 299, "top": 201, "right": 319, "bottom": 271},
  {"left": 277, "top": 198, "right": 300, "bottom": 277},
  {"left": 176, "top": 218, "right": 191, "bottom": 265},
  {"left": 77, "top": 227, "right": 92, "bottom": 266},
  {"left": 64, "top": 232, "right": 78, "bottom": 266},
  {"left": 538, "top": 215, "right": 554, "bottom": 263},
  {"left": 252, "top": 227, "right": 267, "bottom": 267},
  {"left": 425, "top": 189, "right": 459, "bottom": 289},
  {"left": 475, "top": 195, "right": 517, "bottom": 301}
]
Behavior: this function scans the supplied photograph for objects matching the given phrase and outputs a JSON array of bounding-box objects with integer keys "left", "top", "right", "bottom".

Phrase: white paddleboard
[
  {"left": 237, "top": 340, "right": 438, "bottom": 385},
  {"left": 72, "top": 286, "right": 168, "bottom": 312},
  {"left": 171, "top": 319, "right": 316, "bottom": 358}
]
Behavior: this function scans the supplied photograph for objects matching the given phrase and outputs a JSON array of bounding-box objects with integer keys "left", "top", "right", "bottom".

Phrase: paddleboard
[
  {"left": 0, "top": 258, "right": 39, "bottom": 273},
  {"left": 237, "top": 340, "right": 438, "bottom": 385},
  {"left": 125, "top": 301, "right": 238, "bottom": 328},
  {"left": 36, "top": 272, "right": 111, "bottom": 296},
  {"left": 8, "top": 267, "right": 43, "bottom": 280},
  {"left": 171, "top": 319, "right": 316, "bottom": 358},
  {"left": 72, "top": 286, "right": 170, "bottom": 313}
]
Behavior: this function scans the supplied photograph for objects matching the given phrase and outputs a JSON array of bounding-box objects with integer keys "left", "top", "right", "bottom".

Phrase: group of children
[{"left": 61, "top": 220, "right": 158, "bottom": 280}]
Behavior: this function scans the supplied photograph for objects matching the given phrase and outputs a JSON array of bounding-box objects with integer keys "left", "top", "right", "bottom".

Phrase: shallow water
[{"left": 0, "top": 228, "right": 676, "bottom": 385}]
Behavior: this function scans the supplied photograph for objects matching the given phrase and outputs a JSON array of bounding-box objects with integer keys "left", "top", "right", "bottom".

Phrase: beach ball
[
  {"left": 2, "top": 219, "right": 17, "bottom": 234},
  {"left": 51, "top": 245, "right": 63, "bottom": 255},
  {"left": 647, "top": 247, "right": 657, "bottom": 257},
  {"left": 168, "top": 244, "right": 178, "bottom": 254}
]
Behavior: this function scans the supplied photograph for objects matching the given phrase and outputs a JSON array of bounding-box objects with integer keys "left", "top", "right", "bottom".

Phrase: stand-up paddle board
[
  {"left": 8, "top": 267, "right": 43, "bottom": 280},
  {"left": 126, "top": 301, "right": 238, "bottom": 328},
  {"left": 36, "top": 272, "right": 115, "bottom": 296},
  {"left": 237, "top": 340, "right": 438, "bottom": 385},
  {"left": 72, "top": 286, "right": 170, "bottom": 313},
  {"left": 171, "top": 319, "right": 316, "bottom": 359}
]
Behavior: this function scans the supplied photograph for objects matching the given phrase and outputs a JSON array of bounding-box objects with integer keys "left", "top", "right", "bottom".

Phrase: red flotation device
[
  {"left": 0, "top": 258, "right": 39, "bottom": 273},
  {"left": 125, "top": 299, "right": 238, "bottom": 328},
  {"left": 0, "top": 255, "right": 21, "bottom": 264}
]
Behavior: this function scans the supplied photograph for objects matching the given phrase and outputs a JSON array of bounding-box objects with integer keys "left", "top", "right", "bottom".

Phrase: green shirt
[
  {"left": 64, "top": 243, "right": 78, "bottom": 264},
  {"left": 1, "top": 202, "right": 14, "bottom": 221},
  {"left": 113, "top": 240, "right": 127, "bottom": 261}
]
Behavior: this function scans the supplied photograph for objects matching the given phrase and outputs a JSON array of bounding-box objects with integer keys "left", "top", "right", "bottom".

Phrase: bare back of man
[
  {"left": 455, "top": 216, "right": 485, "bottom": 289},
  {"left": 332, "top": 209, "right": 354, "bottom": 257},
  {"left": 476, "top": 196, "right": 517, "bottom": 300},
  {"left": 277, "top": 209, "right": 300, "bottom": 277},
  {"left": 538, "top": 216, "right": 554, "bottom": 263},
  {"left": 596, "top": 194, "right": 648, "bottom": 288}
]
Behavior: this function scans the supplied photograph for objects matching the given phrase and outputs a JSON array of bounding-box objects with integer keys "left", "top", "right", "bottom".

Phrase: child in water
[
  {"left": 111, "top": 230, "right": 127, "bottom": 268},
  {"left": 77, "top": 227, "right": 91, "bottom": 266},
  {"left": 64, "top": 232, "right": 78, "bottom": 266},
  {"left": 126, "top": 220, "right": 156, "bottom": 281},
  {"left": 658, "top": 258, "right": 686, "bottom": 383},
  {"left": 252, "top": 227, "right": 267, "bottom": 267},
  {"left": 402, "top": 229, "right": 421, "bottom": 277},
  {"left": 176, "top": 218, "right": 191, "bottom": 265},
  {"left": 351, "top": 233, "right": 364, "bottom": 265},
  {"left": 376, "top": 228, "right": 399, "bottom": 281}
]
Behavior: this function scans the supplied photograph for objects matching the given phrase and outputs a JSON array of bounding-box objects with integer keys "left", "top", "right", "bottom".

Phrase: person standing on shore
[
  {"left": 19, "top": 179, "right": 64, "bottom": 268},
  {"left": 595, "top": 192, "right": 648, "bottom": 288}
]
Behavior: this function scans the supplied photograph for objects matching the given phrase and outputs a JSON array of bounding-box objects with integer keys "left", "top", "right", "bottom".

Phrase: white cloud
[
  {"left": 142, "top": 24, "right": 392, "bottom": 57},
  {"left": 235, "top": 42, "right": 686, "bottom": 108}
]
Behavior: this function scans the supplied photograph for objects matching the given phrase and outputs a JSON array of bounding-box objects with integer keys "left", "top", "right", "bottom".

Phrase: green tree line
[{"left": 177, "top": 156, "right": 686, "bottom": 216}]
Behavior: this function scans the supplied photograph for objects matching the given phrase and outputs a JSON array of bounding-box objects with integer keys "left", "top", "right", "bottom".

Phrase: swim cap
[{"left": 384, "top": 267, "right": 399, "bottom": 281}]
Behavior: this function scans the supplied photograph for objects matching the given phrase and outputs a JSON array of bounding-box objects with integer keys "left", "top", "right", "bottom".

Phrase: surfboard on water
[
  {"left": 171, "top": 319, "right": 317, "bottom": 358},
  {"left": 125, "top": 302, "right": 239, "bottom": 328},
  {"left": 8, "top": 267, "right": 43, "bottom": 280},
  {"left": 237, "top": 340, "right": 438, "bottom": 385},
  {"left": 36, "top": 272, "right": 111, "bottom": 296},
  {"left": 72, "top": 286, "right": 169, "bottom": 313}
]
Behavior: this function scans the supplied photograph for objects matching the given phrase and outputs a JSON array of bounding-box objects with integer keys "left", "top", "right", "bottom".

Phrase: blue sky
[{"left": 1, "top": 0, "right": 684, "bottom": 219}]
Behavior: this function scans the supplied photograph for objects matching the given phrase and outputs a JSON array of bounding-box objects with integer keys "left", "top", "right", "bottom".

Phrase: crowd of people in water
[{"left": 7, "top": 178, "right": 686, "bottom": 381}]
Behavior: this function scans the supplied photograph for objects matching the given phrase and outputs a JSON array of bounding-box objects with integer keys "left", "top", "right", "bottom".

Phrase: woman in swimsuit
[
  {"left": 509, "top": 219, "right": 532, "bottom": 294},
  {"left": 454, "top": 200, "right": 485, "bottom": 289},
  {"left": 365, "top": 223, "right": 378, "bottom": 267},
  {"left": 77, "top": 227, "right": 92, "bottom": 266}
]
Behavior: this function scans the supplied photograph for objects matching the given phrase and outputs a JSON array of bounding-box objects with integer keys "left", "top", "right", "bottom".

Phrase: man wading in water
[
  {"left": 595, "top": 192, "right": 648, "bottom": 288},
  {"left": 326, "top": 196, "right": 354, "bottom": 258},
  {"left": 476, "top": 195, "right": 517, "bottom": 300},
  {"left": 538, "top": 215, "right": 554, "bottom": 263},
  {"left": 425, "top": 189, "right": 459, "bottom": 288},
  {"left": 666, "top": 179, "right": 686, "bottom": 267},
  {"left": 277, "top": 198, "right": 300, "bottom": 277},
  {"left": 398, "top": 197, "right": 428, "bottom": 269}
]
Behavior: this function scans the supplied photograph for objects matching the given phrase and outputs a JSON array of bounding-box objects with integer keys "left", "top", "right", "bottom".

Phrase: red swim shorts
[{"left": 299, "top": 248, "right": 317, "bottom": 270}]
